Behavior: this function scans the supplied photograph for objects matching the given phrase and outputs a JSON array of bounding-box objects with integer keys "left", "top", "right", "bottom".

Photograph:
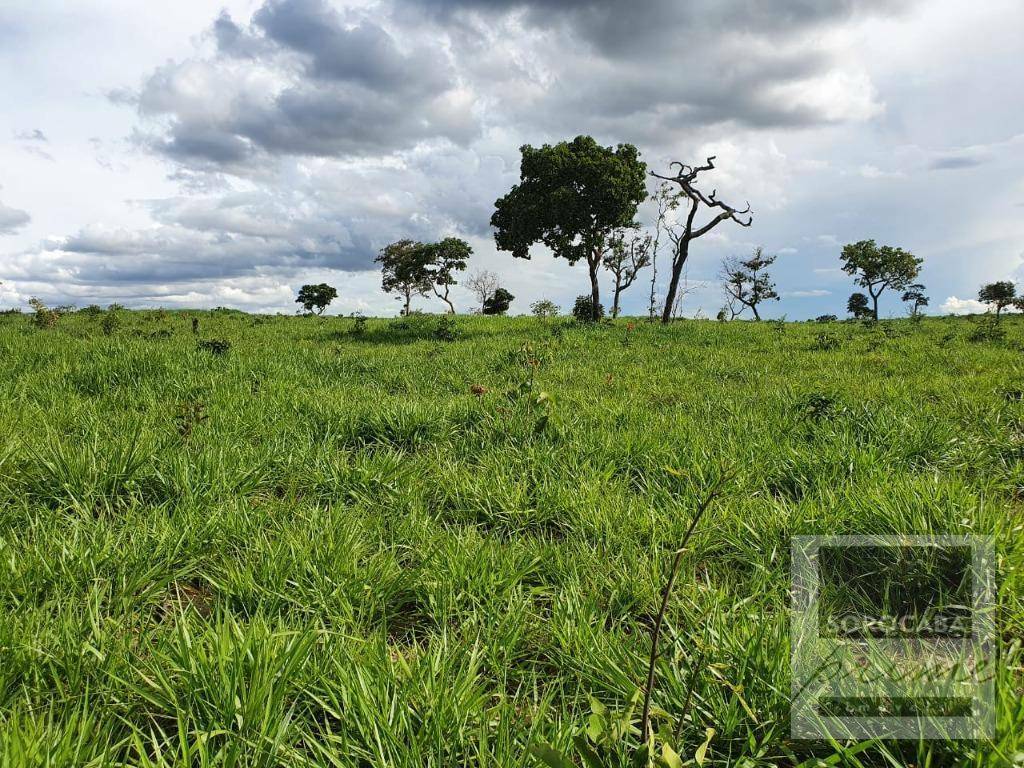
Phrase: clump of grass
[{"left": 197, "top": 338, "right": 231, "bottom": 355}]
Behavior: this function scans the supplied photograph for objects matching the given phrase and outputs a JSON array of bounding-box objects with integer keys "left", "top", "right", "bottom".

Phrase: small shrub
[
  {"left": 432, "top": 315, "right": 458, "bottom": 342},
  {"left": 197, "top": 339, "right": 231, "bottom": 356},
  {"left": 530, "top": 299, "right": 559, "bottom": 319},
  {"left": 968, "top": 315, "right": 1006, "bottom": 344},
  {"left": 28, "top": 298, "right": 60, "bottom": 328},
  {"left": 815, "top": 314, "right": 838, "bottom": 323},
  {"left": 101, "top": 310, "right": 121, "bottom": 336},
  {"left": 572, "top": 295, "right": 604, "bottom": 323},
  {"left": 80, "top": 304, "right": 104, "bottom": 318},
  {"left": 350, "top": 313, "right": 368, "bottom": 336}
]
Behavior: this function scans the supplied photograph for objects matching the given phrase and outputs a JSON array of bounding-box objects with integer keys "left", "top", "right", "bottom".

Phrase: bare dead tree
[
  {"left": 651, "top": 157, "right": 753, "bottom": 324},
  {"left": 465, "top": 269, "right": 499, "bottom": 313},
  {"left": 603, "top": 230, "right": 653, "bottom": 318},
  {"left": 648, "top": 184, "right": 673, "bottom": 321}
]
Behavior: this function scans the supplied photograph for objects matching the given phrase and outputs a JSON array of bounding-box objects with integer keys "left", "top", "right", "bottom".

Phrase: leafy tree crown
[{"left": 491, "top": 135, "right": 647, "bottom": 265}]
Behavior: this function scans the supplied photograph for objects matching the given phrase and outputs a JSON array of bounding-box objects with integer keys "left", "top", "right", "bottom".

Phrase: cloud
[
  {"left": 13, "top": 127, "right": 54, "bottom": 160},
  {"left": 789, "top": 289, "right": 832, "bottom": 297},
  {"left": 0, "top": 201, "right": 31, "bottom": 235},
  {"left": 122, "top": 0, "right": 476, "bottom": 170},
  {"left": 939, "top": 296, "right": 988, "bottom": 314},
  {"left": 929, "top": 154, "right": 987, "bottom": 171},
  {"left": 14, "top": 128, "right": 47, "bottom": 142}
]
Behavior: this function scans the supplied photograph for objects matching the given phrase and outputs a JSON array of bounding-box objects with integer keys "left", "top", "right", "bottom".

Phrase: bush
[
  {"left": 968, "top": 315, "right": 1006, "bottom": 344},
  {"left": 530, "top": 299, "right": 559, "bottom": 319},
  {"left": 432, "top": 315, "right": 458, "bottom": 342},
  {"left": 101, "top": 310, "right": 121, "bottom": 336},
  {"left": 28, "top": 298, "right": 60, "bottom": 329},
  {"left": 815, "top": 314, "right": 838, "bottom": 323},
  {"left": 572, "top": 295, "right": 604, "bottom": 323}
]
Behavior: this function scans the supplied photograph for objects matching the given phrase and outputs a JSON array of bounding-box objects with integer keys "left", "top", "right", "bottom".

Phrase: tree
[
  {"left": 465, "top": 269, "right": 499, "bottom": 313},
  {"left": 491, "top": 135, "right": 646, "bottom": 318},
  {"left": 650, "top": 158, "right": 753, "bottom": 324},
  {"left": 376, "top": 239, "right": 432, "bottom": 316},
  {"left": 295, "top": 283, "right": 337, "bottom": 315},
  {"left": 482, "top": 287, "right": 514, "bottom": 315},
  {"left": 424, "top": 237, "right": 472, "bottom": 314},
  {"left": 719, "top": 247, "right": 779, "bottom": 321},
  {"left": 978, "top": 281, "right": 1016, "bottom": 320},
  {"left": 901, "top": 283, "right": 929, "bottom": 317},
  {"left": 847, "top": 292, "right": 872, "bottom": 319},
  {"left": 839, "top": 240, "right": 922, "bottom": 321},
  {"left": 603, "top": 230, "right": 652, "bottom": 318}
]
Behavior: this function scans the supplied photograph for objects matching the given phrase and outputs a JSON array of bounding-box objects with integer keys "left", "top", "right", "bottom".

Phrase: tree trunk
[
  {"left": 660, "top": 239, "right": 689, "bottom": 324},
  {"left": 588, "top": 255, "right": 601, "bottom": 321},
  {"left": 871, "top": 290, "right": 879, "bottom": 321},
  {"left": 751, "top": 304, "right": 760, "bottom": 321},
  {"left": 403, "top": 289, "right": 412, "bottom": 316},
  {"left": 436, "top": 288, "right": 455, "bottom": 314},
  {"left": 612, "top": 274, "right": 623, "bottom": 319}
]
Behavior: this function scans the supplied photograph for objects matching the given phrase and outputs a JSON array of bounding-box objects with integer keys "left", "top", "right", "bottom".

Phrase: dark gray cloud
[
  {"left": 929, "top": 154, "right": 987, "bottom": 170},
  {"left": 125, "top": 0, "right": 473, "bottom": 168},
  {"left": 405, "top": 0, "right": 913, "bottom": 55},
  {"left": 0, "top": 201, "right": 31, "bottom": 235}
]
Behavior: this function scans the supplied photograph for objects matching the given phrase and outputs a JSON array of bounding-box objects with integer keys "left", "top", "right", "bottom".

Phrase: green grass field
[{"left": 1, "top": 309, "right": 1022, "bottom": 766}]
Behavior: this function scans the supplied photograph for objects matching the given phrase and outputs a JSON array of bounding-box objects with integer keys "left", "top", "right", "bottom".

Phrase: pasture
[{"left": 0, "top": 310, "right": 1022, "bottom": 766}]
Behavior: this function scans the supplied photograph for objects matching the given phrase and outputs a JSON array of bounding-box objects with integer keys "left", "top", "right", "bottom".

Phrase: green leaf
[
  {"left": 572, "top": 735, "right": 607, "bottom": 768},
  {"left": 529, "top": 742, "right": 576, "bottom": 768},
  {"left": 660, "top": 743, "right": 684, "bottom": 768},
  {"left": 694, "top": 727, "right": 716, "bottom": 766}
]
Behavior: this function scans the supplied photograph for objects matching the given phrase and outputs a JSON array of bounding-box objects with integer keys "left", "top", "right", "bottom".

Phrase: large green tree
[
  {"left": 490, "top": 135, "right": 646, "bottom": 319},
  {"left": 376, "top": 239, "right": 433, "bottom": 316},
  {"left": 840, "top": 240, "right": 922, "bottom": 321},
  {"left": 424, "top": 237, "right": 472, "bottom": 314}
]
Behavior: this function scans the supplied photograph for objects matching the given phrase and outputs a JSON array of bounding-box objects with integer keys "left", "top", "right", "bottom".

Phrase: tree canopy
[
  {"left": 482, "top": 287, "right": 514, "bottom": 315},
  {"left": 376, "top": 239, "right": 433, "bottom": 316},
  {"left": 491, "top": 135, "right": 646, "bottom": 314},
  {"left": 424, "top": 237, "right": 472, "bottom": 314},
  {"left": 720, "top": 247, "right": 779, "bottom": 321},
  {"left": 295, "top": 283, "right": 338, "bottom": 315},
  {"left": 978, "top": 281, "right": 1017, "bottom": 319},
  {"left": 840, "top": 240, "right": 922, "bottom": 320}
]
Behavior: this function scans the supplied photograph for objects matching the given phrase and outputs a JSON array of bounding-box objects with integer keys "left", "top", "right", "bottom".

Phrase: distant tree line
[{"left": 278, "top": 133, "right": 1021, "bottom": 324}]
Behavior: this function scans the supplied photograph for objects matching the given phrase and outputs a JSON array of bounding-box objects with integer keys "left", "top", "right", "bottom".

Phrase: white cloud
[
  {"left": 939, "top": 296, "right": 987, "bottom": 315},
  {"left": 789, "top": 289, "right": 832, "bottom": 298}
]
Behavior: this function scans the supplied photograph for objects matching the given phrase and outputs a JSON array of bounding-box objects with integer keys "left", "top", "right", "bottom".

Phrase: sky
[{"left": 1, "top": 0, "right": 1022, "bottom": 319}]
